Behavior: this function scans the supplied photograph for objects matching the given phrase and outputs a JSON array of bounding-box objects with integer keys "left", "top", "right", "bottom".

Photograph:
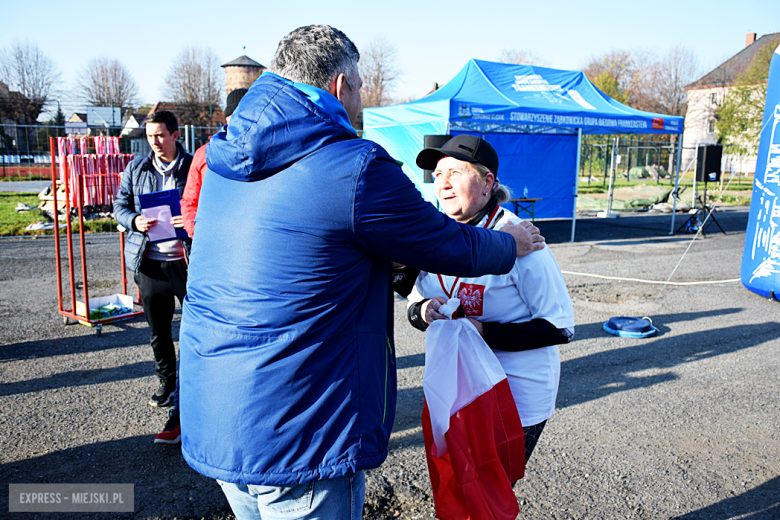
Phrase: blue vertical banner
[{"left": 741, "top": 44, "right": 780, "bottom": 300}]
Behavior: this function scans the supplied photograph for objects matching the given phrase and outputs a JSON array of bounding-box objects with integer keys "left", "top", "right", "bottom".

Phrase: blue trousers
[{"left": 218, "top": 471, "right": 365, "bottom": 520}]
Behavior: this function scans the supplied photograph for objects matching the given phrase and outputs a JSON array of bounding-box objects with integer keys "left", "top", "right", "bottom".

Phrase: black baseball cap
[{"left": 416, "top": 134, "right": 499, "bottom": 174}]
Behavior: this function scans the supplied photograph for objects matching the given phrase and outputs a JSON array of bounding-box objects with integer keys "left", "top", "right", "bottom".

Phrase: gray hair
[
  {"left": 472, "top": 163, "right": 511, "bottom": 205},
  {"left": 269, "top": 25, "right": 360, "bottom": 92}
]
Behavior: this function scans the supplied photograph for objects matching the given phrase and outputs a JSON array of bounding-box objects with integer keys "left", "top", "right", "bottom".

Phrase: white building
[{"left": 682, "top": 32, "right": 779, "bottom": 174}]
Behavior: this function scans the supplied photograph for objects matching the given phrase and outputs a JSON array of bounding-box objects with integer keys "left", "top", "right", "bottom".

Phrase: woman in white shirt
[{"left": 405, "top": 134, "right": 575, "bottom": 463}]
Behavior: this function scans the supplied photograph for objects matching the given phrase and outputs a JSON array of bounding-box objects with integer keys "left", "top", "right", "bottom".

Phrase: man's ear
[{"left": 332, "top": 73, "right": 348, "bottom": 103}]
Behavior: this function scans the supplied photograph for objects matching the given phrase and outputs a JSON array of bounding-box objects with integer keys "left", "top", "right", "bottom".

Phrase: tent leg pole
[
  {"left": 670, "top": 136, "right": 682, "bottom": 234},
  {"left": 601, "top": 137, "right": 619, "bottom": 218},
  {"left": 692, "top": 144, "right": 699, "bottom": 209},
  {"left": 571, "top": 128, "right": 582, "bottom": 242}
]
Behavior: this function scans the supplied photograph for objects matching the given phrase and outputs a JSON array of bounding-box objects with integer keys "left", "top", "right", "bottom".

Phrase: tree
[
  {"left": 498, "top": 49, "right": 547, "bottom": 66},
  {"left": 359, "top": 38, "right": 401, "bottom": 109},
  {"left": 583, "top": 50, "right": 634, "bottom": 105},
  {"left": 648, "top": 46, "right": 700, "bottom": 116},
  {"left": 136, "top": 103, "right": 155, "bottom": 115},
  {"left": 0, "top": 40, "right": 61, "bottom": 122},
  {"left": 592, "top": 70, "right": 631, "bottom": 105},
  {"left": 630, "top": 47, "right": 700, "bottom": 116},
  {"left": 584, "top": 47, "right": 699, "bottom": 117},
  {"left": 48, "top": 104, "right": 65, "bottom": 126},
  {"left": 717, "top": 38, "right": 780, "bottom": 150},
  {"left": 77, "top": 57, "right": 139, "bottom": 116},
  {"left": 163, "top": 46, "right": 222, "bottom": 108}
]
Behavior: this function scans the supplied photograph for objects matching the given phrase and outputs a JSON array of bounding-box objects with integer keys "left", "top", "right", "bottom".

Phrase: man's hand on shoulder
[{"left": 500, "top": 220, "right": 545, "bottom": 257}]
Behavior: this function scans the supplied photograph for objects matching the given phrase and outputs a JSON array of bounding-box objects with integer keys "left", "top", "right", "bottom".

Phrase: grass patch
[
  {"left": 0, "top": 192, "right": 39, "bottom": 197},
  {"left": 0, "top": 174, "right": 50, "bottom": 182},
  {"left": 710, "top": 193, "right": 751, "bottom": 205},
  {"left": 575, "top": 179, "right": 753, "bottom": 207},
  {"left": 0, "top": 193, "right": 118, "bottom": 236},
  {"left": 578, "top": 186, "right": 606, "bottom": 194}
]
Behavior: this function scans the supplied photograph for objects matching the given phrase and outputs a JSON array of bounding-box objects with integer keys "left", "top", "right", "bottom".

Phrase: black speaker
[
  {"left": 695, "top": 145, "right": 722, "bottom": 183},
  {"left": 422, "top": 135, "right": 452, "bottom": 183}
]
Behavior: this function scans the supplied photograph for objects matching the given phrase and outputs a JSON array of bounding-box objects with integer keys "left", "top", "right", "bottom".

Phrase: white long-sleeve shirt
[{"left": 408, "top": 208, "right": 574, "bottom": 426}]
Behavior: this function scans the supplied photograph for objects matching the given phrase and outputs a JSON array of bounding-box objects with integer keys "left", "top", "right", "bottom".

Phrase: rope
[
  {"left": 561, "top": 270, "right": 740, "bottom": 286},
  {"left": 565, "top": 166, "right": 742, "bottom": 331},
  {"left": 642, "top": 167, "right": 739, "bottom": 317}
]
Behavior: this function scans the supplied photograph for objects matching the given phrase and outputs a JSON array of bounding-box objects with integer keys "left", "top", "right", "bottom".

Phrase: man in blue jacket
[
  {"left": 179, "top": 25, "right": 544, "bottom": 520},
  {"left": 114, "top": 110, "right": 192, "bottom": 409}
]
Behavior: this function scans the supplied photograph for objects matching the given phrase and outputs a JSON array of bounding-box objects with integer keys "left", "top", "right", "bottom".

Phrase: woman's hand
[
  {"left": 422, "top": 296, "right": 449, "bottom": 324},
  {"left": 467, "top": 317, "right": 484, "bottom": 336}
]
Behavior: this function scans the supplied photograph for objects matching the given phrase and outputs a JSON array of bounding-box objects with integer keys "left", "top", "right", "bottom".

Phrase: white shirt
[{"left": 408, "top": 208, "right": 574, "bottom": 426}]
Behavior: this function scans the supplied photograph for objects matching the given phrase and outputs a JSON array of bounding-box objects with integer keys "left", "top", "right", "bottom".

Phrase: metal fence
[
  {"left": 0, "top": 123, "right": 222, "bottom": 237},
  {"left": 579, "top": 136, "right": 679, "bottom": 187},
  {"left": 0, "top": 124, "right": 756, "bottom": 237},
  {"left": 578, "top": 136, "right": 756, "bottom": 189},
  {"left": 0, "top": 123, "right": 221, "bottom": 181}
]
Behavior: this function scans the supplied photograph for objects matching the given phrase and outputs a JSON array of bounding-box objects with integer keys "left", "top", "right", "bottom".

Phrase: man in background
[
  {"left": 114, "top": 110, "right": 192, "bottom": 412},
  {"left": 152, "top": 89, "right": 249, "bottom": 445},
  {"left": 180, "top": 88, "right": 248, "bottom": 238}
]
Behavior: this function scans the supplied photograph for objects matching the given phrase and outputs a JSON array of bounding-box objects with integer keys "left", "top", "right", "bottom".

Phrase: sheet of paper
[{"left": 142, "top": 205, "right": 176, "bottom": 243}]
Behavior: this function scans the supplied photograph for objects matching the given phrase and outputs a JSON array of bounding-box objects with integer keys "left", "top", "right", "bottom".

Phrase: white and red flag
[{"left": 422, "top": 300, "right": 525, "bottom": 520}]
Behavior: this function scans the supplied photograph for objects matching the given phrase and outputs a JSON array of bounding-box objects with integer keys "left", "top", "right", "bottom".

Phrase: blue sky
[{"left": 1, "top": 0, "right": 778, "bottom": 118}]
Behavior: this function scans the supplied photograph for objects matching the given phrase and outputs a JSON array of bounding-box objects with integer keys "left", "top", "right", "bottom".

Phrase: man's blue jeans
[{"left": 217, "top": 471, "right": 365, "bottom": 520}]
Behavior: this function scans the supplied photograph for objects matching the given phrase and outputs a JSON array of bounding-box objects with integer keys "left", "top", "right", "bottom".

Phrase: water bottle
[{"left": 523, "top": 186, "right": 529, "bottom": 198}]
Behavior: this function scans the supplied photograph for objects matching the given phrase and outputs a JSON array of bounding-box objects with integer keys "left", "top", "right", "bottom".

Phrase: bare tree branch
[
  {"left": 163, "top": 46, "right": 222, "bottom": 106},
  {"left": 498, "top": 49, "right": 547, "bottom": 66},
  {"left": 77, "top": 57, "right": 139, "bottom": 115},
  {"left": 359, "top": 38, "right": 401, "bottom": 109},
  {"left": 583, "top": 47, "right": 699, "bottom": 116},
  {"left": 654, "top": 46, "right": 700, "bottom": 116},
  {"left": 0, "top": 40, "right": 61, "bottom": 121}
]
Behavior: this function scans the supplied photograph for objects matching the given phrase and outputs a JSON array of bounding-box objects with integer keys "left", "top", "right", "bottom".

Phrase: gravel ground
[{"left": 1, "top": 207, "right": 778, "bottom": 519}]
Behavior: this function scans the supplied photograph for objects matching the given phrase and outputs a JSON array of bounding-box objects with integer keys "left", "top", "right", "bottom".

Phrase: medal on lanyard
[{"left": 437, "top": 205, "right": 501, "bottom": 297}]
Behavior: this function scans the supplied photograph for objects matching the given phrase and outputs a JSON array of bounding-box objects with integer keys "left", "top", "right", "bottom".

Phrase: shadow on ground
[
  {"left": 542, "top": 208, "right": 749, "bottom": 244},
  {"left": 0, "top": 436, "right": 231, "bottom": 520},
  {"left": 0, "top": 319, "right": 149, "bottom": 362},
  {"left": 389, "top": 319, "right": 779, "bottom": 446},
  {"left": 571, "top": 308, "right": 744, "bottom": 341},
  {"left": 557, "top": 320, "right": 780, "bottom": 409},
  {"left": 0, "top": 360, "right": 153, "bottom": 397},
  {"left": 674, "top": 475, "right": 780, "bottom": 519}
]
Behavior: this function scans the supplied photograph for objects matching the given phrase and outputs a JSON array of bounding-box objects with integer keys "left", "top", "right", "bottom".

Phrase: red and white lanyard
[{"left": 436, "top": 205, "right": 501, "bottom": 297}]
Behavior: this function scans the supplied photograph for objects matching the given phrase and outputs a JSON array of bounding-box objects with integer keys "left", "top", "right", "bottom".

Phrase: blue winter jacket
[
  {"left": 179, "top": 73, "right": 517, "bottom": 486},
  {"left": 113, "top": 142, "right": 192, "bottom": 273}
]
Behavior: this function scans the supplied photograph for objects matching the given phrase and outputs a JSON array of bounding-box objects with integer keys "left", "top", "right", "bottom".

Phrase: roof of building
[
  {"left": 0, "top": 84, "right": 34, "bottom": 123},
  {"left": 122, "top": 113, "right": 146, "bottom": 127},
  {"left": 221, "top": 55, "right": 265, "bottom": 68},
  {"left": 127, "top": 101, "right": 226, "bottom": 137},
  {"left": 686, "top": 32, "right": 780, "bottom": 90}
]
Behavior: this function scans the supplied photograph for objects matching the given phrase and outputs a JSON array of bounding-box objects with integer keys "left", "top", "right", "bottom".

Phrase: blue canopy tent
[{"left": 363, "top": 59, "right": 685, "bottom": 240}]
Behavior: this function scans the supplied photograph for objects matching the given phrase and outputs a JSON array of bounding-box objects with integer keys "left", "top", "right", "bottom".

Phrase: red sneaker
[{"left": 154, "top": 414, "right": 181, "bottom": 444}]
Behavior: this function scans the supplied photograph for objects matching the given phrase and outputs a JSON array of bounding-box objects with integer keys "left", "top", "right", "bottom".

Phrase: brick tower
[{"left": 222, "top": 52, "right": 266, "bottom": 95}]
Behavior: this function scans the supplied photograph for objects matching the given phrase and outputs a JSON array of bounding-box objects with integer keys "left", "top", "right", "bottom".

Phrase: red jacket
[{"left": 181, "top": 144, "right": 207, "bottom": 237}]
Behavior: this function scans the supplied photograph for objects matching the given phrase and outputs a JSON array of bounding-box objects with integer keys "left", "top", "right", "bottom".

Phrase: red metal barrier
[{"left": 51, "top": 137, "right": 144, "bottom": 334}]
